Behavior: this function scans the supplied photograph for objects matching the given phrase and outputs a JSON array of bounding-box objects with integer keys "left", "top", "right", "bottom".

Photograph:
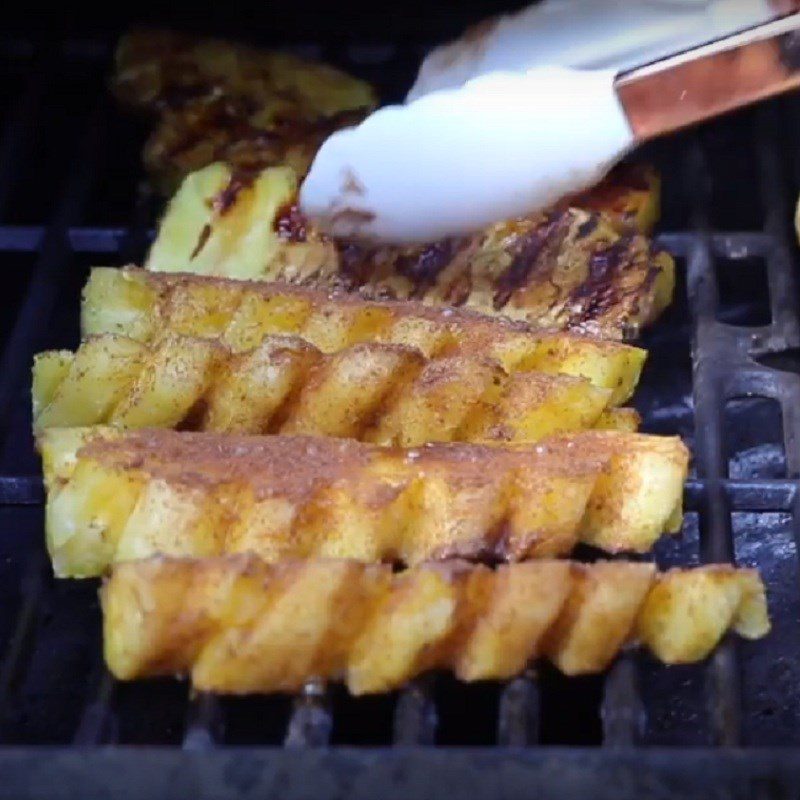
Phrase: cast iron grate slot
[
  {"left": 393, "top": 677, "right": 437, "bottom": 746},
  {"left": 183, "top": 692, "right": 225, "bottom": 751},
  {"left": 497, "top": 674, "right": 539, "bottom": 746},
  {"left": 284, "top": 682, "right": 333, "bottom": 748},
  {"left": 0, "top": 34, "right": 797, "bottom": 766}
]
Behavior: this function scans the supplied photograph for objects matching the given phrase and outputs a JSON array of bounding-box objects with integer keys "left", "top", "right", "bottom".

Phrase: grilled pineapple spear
[
  {"left": 112, "top": 28, "right": 377, "bottom": 194},
  {"left": 81, "top": 268, "right": 647, "bottom": 406},
  {"left": 103, "top": 554, "right": 769, "bottom": 693},
  {"left": 33, "top": 331, "right": 639, "bottom": 442},
  {"left": 39, "top": 427, "right": 689, "bottom": 578},
  {"left": 144, "top": 162, "right": 673, "bottom": 339}
]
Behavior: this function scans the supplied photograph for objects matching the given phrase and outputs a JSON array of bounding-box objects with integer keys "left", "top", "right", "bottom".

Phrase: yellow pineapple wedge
[
  {"left": 81, "top": 268, "right": 647, "bottom": 406},
  {"left": 38, "top": 427, "right": 689, "bottom": 578},
  {"left": 102, "top": 554, "right": 769, "bottom": 693},
  {"left": 34, "top": 332, "right": 637, "bottom": 443}
]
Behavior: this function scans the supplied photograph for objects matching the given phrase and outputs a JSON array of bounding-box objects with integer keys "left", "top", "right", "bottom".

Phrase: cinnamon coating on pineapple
[
  {"left": 39, "top": 427, "right": 688, "bottom": 577},
  {"left": 102, "top": 555, "right": 769, "bottom": 694}
]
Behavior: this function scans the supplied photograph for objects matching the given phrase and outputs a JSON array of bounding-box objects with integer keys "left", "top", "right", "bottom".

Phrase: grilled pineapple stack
[
  {"left": 33, "top": 265, "right": 770, "bottom": 691},
  {"left": 27, "top": 31, "right": 771, "bottom": 698}
]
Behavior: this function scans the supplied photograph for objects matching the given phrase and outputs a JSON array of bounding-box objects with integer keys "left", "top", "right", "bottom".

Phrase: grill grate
[{"left": 1, "top": 32, "right": 800, "bottom": 796}]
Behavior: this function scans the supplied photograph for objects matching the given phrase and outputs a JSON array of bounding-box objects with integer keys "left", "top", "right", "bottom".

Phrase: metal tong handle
[{"left": 616, "top": 11, "right": 800, "bottom": 141}]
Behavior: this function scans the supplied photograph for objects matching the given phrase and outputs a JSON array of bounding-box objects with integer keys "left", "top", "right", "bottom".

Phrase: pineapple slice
[
  {"left": 81, "top": 268, "right": 647, "bottom": 405},
  {"left": 102, "top": 554, "right": 769, "bottom": 693},
  {"left": 38, "top": 427, "right": 689, "bottom": 577},
  {"left": 34, "top": 333, "right": 625, "bottom": 443}
]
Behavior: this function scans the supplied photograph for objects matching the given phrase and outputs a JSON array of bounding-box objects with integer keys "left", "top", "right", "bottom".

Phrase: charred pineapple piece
[
  {"left": 39, "top": 427, "right": 689, "bottom": 577},
  {"left": 566, "top": 163, "right": 661, "bottom": 235},
  {"left": 81, "top": 268, "right": 646, "bottom": 405},
  {"left": 335, "top": 205, "right": 674, "bottom": 340},
  {"left": 34, "top": 333, "right": 626, "bottom": 444},
  {"left": 143, "top": 159, "right": 671, "bottom": 338},
  {"left": 112, "top": 28, "right": 376, "bottom": 193},
  {"left": 102, "top": 554, "right": 769, "bottom": 693},
  {"left": 146, "top": 164, "right": 338, "bottom": 281}
]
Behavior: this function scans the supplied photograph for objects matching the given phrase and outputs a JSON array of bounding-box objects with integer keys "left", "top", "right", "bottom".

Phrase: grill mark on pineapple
[
  {"left": 355, "top": 352, "right": 426, "bottom": 441},
  {"left": 176, "top": 397, "right": 209, "bottom": 431},
  {"left": 213, "top": 171, "right": 257, "bottom": 215},
  {"left": 492, "top": 213, "right": 564, "bottom": 310},
  {"left": 566, "top": 234, "right": 655, "bottom": 333},
  {"left": 263, "top": 349, "right": 323, "bottom": 434},
  {"left": 189, "top": 224, "right": 212, "bottom": 260},
  {"left": 395, "top": 240, "right": 456, "bottom": 298}
]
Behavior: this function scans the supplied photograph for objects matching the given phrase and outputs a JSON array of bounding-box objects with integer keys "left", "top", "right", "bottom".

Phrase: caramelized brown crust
[
  {"left": 112, "top": 28, "right": 376, "bottom": 193},
  {"left": 39, "top": 427, "right": 688, "bottom": 577},
  {"left": 102, "top": 554, "right": 769, "bottom": 694},
  {"left": 81, "top": 267, "right": 647, "bottom": 405}
]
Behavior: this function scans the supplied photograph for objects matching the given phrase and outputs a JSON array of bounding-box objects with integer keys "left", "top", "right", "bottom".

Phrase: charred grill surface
[{"left": 0, "top": 25, "right": 798, "bottom": 797}]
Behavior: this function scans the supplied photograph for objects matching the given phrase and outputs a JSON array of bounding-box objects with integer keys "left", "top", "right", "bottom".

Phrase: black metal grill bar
[
  {"left": 183, "top": 692, "right": 225, "bottom": 751},
  {"left": 684, "top": 139, "right": 741, "bottom": 746},
  {"left": 496, "top": 674, "right": 539, "bottom": 746},
  {"left": 393, "top": 677, "right": 437, "bottom": 745},
  {"left": 601, "top": 657, "right": 643, "bottom": 747},
  {"left": 0, "top": 226, "right": 132, "bottom": 253},
  {"left": 73, "top": 671, "right": 117, "bottom": 747},
  {"left": 284, "top": 682, "right": 332, "bottom": 748},
  {"left": 0, "top": 550, "right": 48, "bottom": 737}
]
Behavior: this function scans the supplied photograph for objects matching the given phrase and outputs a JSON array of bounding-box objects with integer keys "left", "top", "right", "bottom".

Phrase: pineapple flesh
[
  {"left": 102, "top": 554, "right": 769, "bottom": 694},
  {"left": 38, "top": 427, "right": 689, "bottom": 577},
  {"left": 81, "top": 267, "right": 647, "bottom": 406},
  {"left": 34, "top": 332, "right": 640, "bottom": 444}
]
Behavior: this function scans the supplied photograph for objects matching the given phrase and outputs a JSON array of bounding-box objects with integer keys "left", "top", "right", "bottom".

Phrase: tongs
[
  {"left": 617, "top": 10, "right": 800, "bottom": 140},
  {"left": 301, "top": 11, "right": 800, "bottom": 243}
]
